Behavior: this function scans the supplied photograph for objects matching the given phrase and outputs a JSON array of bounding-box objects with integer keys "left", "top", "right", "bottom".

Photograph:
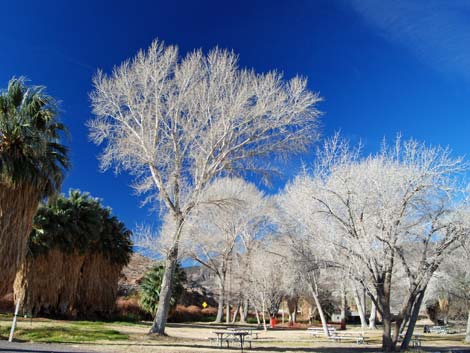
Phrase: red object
[
  {"left": 270, "top": 317, "right": 277, "bottom": 328},
  {"left": 340, "top": 320, "right": 346, "bottom": 330}
]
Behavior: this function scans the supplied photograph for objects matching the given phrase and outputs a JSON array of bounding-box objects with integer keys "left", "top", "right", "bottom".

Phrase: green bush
[{"left": 139, "top": 263, "right": 186, "bottom": 315}]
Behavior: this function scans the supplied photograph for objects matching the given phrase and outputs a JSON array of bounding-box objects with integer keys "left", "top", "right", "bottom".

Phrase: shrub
[{"left": 139, "top": 263, "right": 186, "bottom": 315}]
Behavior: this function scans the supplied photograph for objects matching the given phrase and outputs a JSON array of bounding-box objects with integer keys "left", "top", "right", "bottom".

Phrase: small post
[{"left": 9, "top": 300, "right": 20, "bottom": 342}]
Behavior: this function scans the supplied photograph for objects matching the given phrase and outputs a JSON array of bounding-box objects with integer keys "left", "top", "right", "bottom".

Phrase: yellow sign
[{"left": 202, "top": 301, "right": 208, "bottom": 309}]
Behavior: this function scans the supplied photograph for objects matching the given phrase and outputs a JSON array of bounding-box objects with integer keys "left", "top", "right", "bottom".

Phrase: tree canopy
[
  {"left": 0, "top": 77, "right": 69, "bottom": 197},
  {"left": 29, "top": 189, "right": 133, "bottom": 265}
]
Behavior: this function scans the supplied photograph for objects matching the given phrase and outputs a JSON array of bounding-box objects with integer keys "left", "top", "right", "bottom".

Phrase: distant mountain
[
  {"left": 118, "top": 255, "right": 218, "bottom": 307},
  {"left": 118, "top": 253, "right": 157, "bottom": 296}
]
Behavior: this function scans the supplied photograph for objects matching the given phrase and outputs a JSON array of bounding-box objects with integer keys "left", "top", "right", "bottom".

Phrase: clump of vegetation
[
  {"left": 0, "top": 77, "right": 69, "bottom": 296},
  {"left": 14, "top": 190, "right": 133, "bottom": 318},
  {"left": 140, "top": 263, "right": 186, "bottom": 315},
  {"left": 29, "top": 190, "right": 132, "bottom": 263}
]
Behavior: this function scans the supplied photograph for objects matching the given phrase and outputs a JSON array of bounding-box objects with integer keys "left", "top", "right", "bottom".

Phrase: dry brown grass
[{"left": 14, "top": 251, "right": 123, "bottom": 318}]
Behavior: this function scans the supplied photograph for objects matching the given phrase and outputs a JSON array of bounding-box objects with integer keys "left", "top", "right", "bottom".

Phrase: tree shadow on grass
[{"left": 0, "top": 348, "right": 91, "bottom": 353}]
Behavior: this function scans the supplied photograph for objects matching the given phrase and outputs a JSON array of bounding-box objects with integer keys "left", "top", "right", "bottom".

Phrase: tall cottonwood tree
[
  {"left": 88, "top": 39, "right": 321, "bottom": 334},
  {"left": 282, "top": 135, "right": 470, "bottom": 351}
]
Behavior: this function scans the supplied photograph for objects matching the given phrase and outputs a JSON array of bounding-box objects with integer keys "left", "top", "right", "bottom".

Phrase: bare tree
[
  {"left": 428, "top": 243, "right": 470, "bottom": 342},
  {"left": 245, "top": 245, "right": 286, "bottom": 330},
  {"left": 88, "top": 39, "right": 321, "bottom": 334},
  {"left": 274, "top": 198, "right": 338, "bottom": 336},
  {"left": 282, "top": 134, "right": 470, "bottom": 351},
  {"left": 180, "top": 177, "right": 270, "bottom": 322}
]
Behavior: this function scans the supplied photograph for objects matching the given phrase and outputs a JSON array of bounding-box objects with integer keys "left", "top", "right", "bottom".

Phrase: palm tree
[
  {"left": 140, "top": 263, "right": 186, "bottom": 316},
  {"left": 17, "top": 189, "right": 132, "bottom": 317},
  {"left": 0, "top": 77, "right": 69, "bottom": 296}
]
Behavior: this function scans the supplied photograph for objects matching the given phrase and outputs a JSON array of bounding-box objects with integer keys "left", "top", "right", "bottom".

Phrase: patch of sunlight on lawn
[{"left": 0, "top": 325, "right": 128, "bottom": 343}]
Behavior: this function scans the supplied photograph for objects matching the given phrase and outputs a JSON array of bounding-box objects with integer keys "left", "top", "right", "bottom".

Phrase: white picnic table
[{"left": 307, "top": 326, "right": 337, "bottom": 336}]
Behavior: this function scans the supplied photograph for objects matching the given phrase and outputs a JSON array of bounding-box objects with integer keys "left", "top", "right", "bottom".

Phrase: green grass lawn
[{"left": 0, "top": 322, "right": 128, "bottom": 343}]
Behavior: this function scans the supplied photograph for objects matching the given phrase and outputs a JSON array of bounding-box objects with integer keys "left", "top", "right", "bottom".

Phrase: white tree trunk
[
  {"left": 149, "top": 214, "right": 186, "bottom": 335},
  {"left": 282, "top": 301, "right": 285, "bottom": 324},
  {"left": 216, "top": 292, "right": 224, "bottom": 323},
  {"left": 308, "top": 283, "right": 329, "bottom": 336},
  {"left": 369, "top": 302, "right": 377, "bottom": 329},
  {"left": 353, "top": 285, "right": 367, "bottom": 328},
  {"left": 149, "top": 244, "right": 179, "bottom": 334},
  {"left": 287, "top": 297, "right": 298, "bottom": 323},
  {"left": 215, "top": 275, "right": 225, "bottom": 323},
  {"left": 340, "top": 283, "right": 347, "bottom": 322},
  {"left": 465, "top": 309, "right": 470, "bottom": 343},
  {"left": 255, "top": 307, "right": 261, "bottom": 325},
  {"left": 261, "top": 297, "right": 267, "bottom": 331},
  {"left": 239, "top": 301, "right": 247, "bottom": 323},
  {"left": 240, "top": 299, "right": 248, "bottom": 323},
  {"left": 232, "top": 300, "right": 240, "bottom": 323}
]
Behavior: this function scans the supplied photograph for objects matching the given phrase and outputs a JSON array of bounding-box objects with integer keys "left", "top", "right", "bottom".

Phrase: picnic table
[
  {"left": 307, "top": 326, "right": 337, "bottom": 337},
  {"left": 329, "top": 331, "right": 366, "bottom": 344},
  {"left": 212, "top": 330, "right": 250, "bottom": 352},
  {"left": 428, "top": 325, "right": 450, "bottom": 334},
  {"left": 227, "top": 326, "right": 260, "bottom": 339}
]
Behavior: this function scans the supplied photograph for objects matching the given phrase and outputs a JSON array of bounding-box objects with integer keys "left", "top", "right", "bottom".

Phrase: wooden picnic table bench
[
  {"left": 429, "top": 325, "right": 450, "bottom": 334},
  {"left": 307, "top": 326, "right": 337, "bottom": 337},
  {"left": 329, "top": 331, "right": 366, "bottom": 344}
]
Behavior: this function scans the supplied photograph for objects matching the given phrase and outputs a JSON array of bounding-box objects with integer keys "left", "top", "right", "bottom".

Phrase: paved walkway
[{"left": 0, "top": 342, "right": 96, "bottom": 353}]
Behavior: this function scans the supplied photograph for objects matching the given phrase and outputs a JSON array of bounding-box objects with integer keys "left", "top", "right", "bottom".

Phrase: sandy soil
[
  {"left": 72, "top": 322, "right": 470, "bottom": 353},
  {"left": 1, "top": 317, "right": 469, "bottom": 353}
]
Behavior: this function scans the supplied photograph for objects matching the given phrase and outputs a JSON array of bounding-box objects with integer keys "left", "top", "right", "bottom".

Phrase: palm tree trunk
[
  {"left": 13, "top": 250, "right": 85, "bottom": 317},
  {"left": 0, "top": 184, "right": 39, "bottom": 296}
]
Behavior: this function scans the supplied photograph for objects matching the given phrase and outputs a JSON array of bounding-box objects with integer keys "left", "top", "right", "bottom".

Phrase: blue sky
[{"left": 1, "top": 0, "right": 470, "bottom": 230}]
